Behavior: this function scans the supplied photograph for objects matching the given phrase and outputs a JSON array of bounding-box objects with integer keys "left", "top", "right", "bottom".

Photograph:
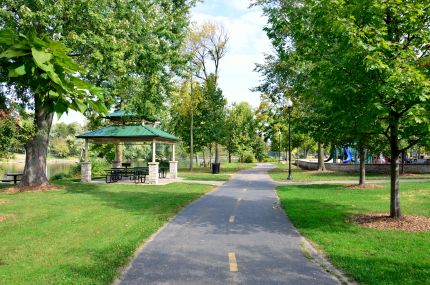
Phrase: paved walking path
[{"left": 118, "top": 164, "right": 339, "bottom": 285}]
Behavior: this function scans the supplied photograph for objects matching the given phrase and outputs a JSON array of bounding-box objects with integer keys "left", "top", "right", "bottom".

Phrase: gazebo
[{"left": 76, "top": 110, "right": 179, "bottom": 184}]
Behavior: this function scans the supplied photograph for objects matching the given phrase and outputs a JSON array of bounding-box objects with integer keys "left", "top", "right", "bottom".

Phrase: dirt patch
[
  {"left": 0, "top": 214, "right": 15, "bottom": 222},
  {"left": 345, "top": 184, "right": 384, "bottom": 189},
  {"left": 0, "top": 199, "right": 9, "bottom": 205},
  {"left": 2, "top": 185, "right": 64, "bottom": 194},
  {"left": 352, "top": 213, "right": 430, "bottom": 232}
]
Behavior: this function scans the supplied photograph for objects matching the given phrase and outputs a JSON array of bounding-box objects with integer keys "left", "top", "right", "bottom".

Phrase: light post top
[{"left": 285, "top": 97, "right": 293, "bottom": 108}]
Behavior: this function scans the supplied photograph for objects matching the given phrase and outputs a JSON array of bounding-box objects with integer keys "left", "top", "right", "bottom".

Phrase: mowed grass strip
[
  {"left": 0, "top": 182, "right": 213, "bottom": 285},
  {"left": 270, "top": 163, "right": 430, "bottom": 182},
  {"left": 179, "top": 162, "right": 256, "bottom": 181},
  {"left": 277, "top": 183, "right": 430, "bottom": 285}
]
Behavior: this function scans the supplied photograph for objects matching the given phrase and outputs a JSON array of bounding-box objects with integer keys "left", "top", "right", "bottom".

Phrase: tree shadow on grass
[{"left": 62, "top": 182, "right": 211, "bottom": 217}]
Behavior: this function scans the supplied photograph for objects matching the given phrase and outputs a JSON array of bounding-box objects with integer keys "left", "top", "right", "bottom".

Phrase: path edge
[
  {"left": 111, "top": 181, "right": 224, "bottom": 285},
  {"left": 272, "top": 183, "right": 357, "bottom": 285}
]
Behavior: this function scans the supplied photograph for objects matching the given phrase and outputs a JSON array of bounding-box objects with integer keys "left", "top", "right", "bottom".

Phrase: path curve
[{"left": 117, "top": 164, "right": 340, "bottom": 285}]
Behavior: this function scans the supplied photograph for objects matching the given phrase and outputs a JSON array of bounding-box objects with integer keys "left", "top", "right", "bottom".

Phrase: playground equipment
[{"left": 343, "top": 147, "right": 353, "bottom": 163}]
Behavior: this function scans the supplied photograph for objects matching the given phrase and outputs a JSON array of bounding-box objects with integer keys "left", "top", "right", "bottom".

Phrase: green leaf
[
  {"left": 46, "top": 70, "right": 64, "bottom": 87},
  {"left": 74, "top": 100, "right": 87, "bottom": 113},
  {"left": 0, "top": 29, "right": 16, "bottom": 45},
  {"left": 31, "top": 48, "right": 52, "bottom": 65},
  {"left": 8, "top": 65, "right": 27, "bottom": 77},
  {"left": 0, "top": 48, "right": 28, "bottom": 58}
]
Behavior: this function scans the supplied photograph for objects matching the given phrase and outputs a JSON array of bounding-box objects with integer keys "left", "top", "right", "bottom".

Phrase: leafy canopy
[{"left": 0, "top": 29, "right": 107, "bottom": 116}]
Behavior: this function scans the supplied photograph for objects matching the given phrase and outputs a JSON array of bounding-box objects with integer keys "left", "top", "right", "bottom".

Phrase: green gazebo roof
[
  {"left": 76, "top": 125, "right": 178, "bottom": 143},
  {"left": 104, "top": 110, "right": 156, "bottom": 123},
  {"left": 105, "top": 110, "right": 138, "bottom": 118}
]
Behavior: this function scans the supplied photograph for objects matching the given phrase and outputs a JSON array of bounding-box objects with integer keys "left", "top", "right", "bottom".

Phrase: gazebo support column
[
  {"left": 81, "top": 139, "right": 92, "bottom": 183},
  {"left": 169, "top": 144, "right": 178, "bottom": 179},
  {"left": 148, "top": 140, "right": 159, "bottom": 184},
  {"left": 113, "top": 143, "right": 122, "bottom": 168}
]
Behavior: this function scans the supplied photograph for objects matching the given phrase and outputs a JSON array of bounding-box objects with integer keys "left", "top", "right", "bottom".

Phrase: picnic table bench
[
  {"left": 105, "top": 167, "right": 149, "bottom": 184},
  {"left": 159, "top": 166, "right": 169, "bottom": 178},
  {"left": 1, "top": 173, "right": 23, "bottom": 184}
]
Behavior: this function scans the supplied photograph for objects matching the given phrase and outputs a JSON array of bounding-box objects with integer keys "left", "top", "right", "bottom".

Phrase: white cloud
[{"left": 225, "top": 0, "right": 253, "bottom": 12}]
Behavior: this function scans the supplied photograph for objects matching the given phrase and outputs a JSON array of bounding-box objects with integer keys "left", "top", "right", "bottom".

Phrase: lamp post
[
  {"left": 278, "top": 130, "right": 281, "bottom": 163},
  {"left": 286, "top": 98, "right": 293, "bottom": 180}
]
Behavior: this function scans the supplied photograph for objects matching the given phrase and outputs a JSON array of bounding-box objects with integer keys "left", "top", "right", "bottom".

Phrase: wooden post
[
  {"left": 172, "top": 144, "right": 176, "bottom": 161},
  {"left": 85, "top": 139, "right": 89, "bottom": 162},
  {"left": 152, "top": 140, "right": 156, "bottom": 163}
]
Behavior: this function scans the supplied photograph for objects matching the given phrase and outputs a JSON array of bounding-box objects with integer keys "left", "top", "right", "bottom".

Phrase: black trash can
[{"left": 212, "top": 163, "right": 220, "bottom": 174}]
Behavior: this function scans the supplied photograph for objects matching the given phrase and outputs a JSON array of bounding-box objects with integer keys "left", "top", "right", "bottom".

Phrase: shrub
[
  {"left": 244, "top": 152, "right": 255, "bottom": 163},
  {"left": 69, "top": 158, "right": 109, "bottom": 178},
  {"left": 49, "top": 172, "right": 72, "bottom": 181}
]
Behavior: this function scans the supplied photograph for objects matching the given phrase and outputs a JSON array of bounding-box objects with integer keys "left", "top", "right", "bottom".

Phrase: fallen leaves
[{"left": 345, "top": 184, "right": 384, "bottom": 189}]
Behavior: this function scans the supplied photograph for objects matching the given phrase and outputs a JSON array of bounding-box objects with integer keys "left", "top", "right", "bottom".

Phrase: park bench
[{"left": 131, "top": 167, "right": 149, "bottom": 183}]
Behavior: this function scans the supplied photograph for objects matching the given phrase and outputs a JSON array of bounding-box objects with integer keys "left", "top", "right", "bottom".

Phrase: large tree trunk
[
  {"left": 20, "top": 96, "right": 54, "bottom": 187},
  {"left": 228, "top": 151, "right": 231, "bottom": 163},
  {"left": 359, "top": 145, "right": 366, "bottom": 186},
  {"left": 389, "top": 114, "right": 401, "bottom": 218},
  {"left": 317, "top": 142, "right": 326, "bottom": 171}
]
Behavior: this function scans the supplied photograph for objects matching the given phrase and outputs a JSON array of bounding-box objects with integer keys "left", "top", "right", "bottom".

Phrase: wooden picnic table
[
  {"left": 2, "top": 173, "right": 23, "bottom": 184},
  {"left": 105, "top": 167, "right": 149, "bottom": 183}
]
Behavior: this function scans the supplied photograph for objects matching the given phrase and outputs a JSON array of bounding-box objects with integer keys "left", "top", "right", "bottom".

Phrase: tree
[
  {"left": 170, "top": 79, "right": 206, "bottom": 162},
  {"left": 0, "top": 110, "right": 32, "bottom": 157},
  {"left": 0, "top": 30, "right": 106, "bottom": 186},
  {"left": 201, "top": 75, "right": 227, "bottom": 163},
  {"left": 1, "top": 0, "right": 197, "bottom": 121},
  {"left": 224, "top": 102, "right": 256, "bottom": 162},
  {"left": 189, "top": 22, "right": 229, "bottom": 83},
  {"left": 50, "top": 122, "right": 83, "bottom": 158},
  {"left": 189, "top": 22, "right": 229, "bottom": 164},
  {"left": 255, "top": 0, "right": 430, "bottom": 217}
]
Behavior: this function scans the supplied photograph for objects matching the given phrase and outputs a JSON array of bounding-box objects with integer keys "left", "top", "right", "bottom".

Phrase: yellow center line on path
[
  {"left": 229, "top": 215, "right": 235, "bottom": 223},
  {"left": 228, "top": 252, "right": 238, "bottom": 272}
]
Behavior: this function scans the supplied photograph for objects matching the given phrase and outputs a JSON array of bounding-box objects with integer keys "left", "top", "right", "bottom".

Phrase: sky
[{"left": 56, "top": 0, "right": 271, "bottom": 125}]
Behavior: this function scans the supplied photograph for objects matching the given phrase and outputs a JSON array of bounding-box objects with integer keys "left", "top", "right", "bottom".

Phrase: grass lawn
[
  {"left": 178, "top": 162, "right": 256, "bottom": 181},
  {"left": 0, "top": 182, "right": 213, "bottom": 285},
  {"left": 270, "top": 163, "right": 430, "bottom": 182},
  {"left": 277, "top": 182, "right": 430, "bottom": 285}
]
